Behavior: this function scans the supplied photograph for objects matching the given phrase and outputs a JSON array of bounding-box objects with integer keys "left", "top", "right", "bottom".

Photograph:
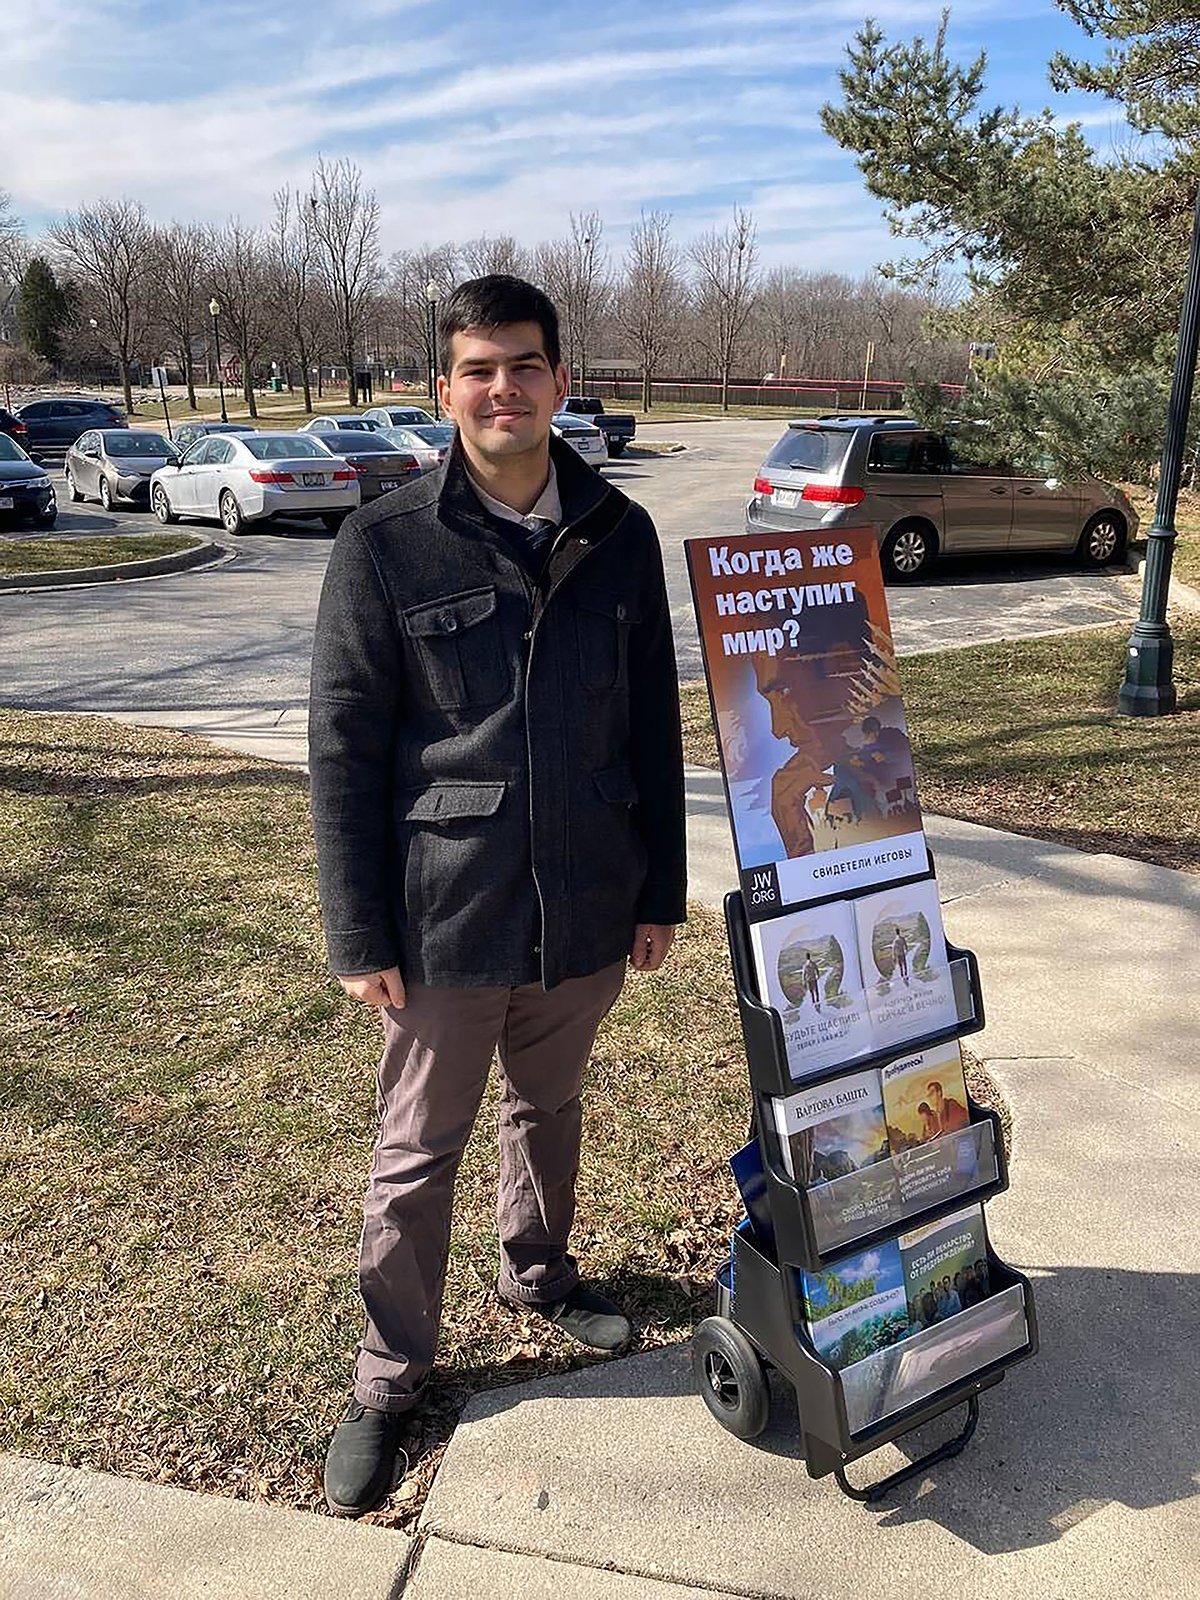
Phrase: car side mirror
[
  {"left": 28, "top": 451, "right": 42, "bottom": 465},
  {"left": 1045, "top": 477, "right": 1061, "bottom": 490}
]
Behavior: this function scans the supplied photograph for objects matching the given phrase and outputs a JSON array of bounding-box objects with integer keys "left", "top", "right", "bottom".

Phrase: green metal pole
[{"left": 1118, "top": 185, "right": 1200, "bottom": 716}]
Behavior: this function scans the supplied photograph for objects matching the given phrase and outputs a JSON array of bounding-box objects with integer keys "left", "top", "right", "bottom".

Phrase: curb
[
  {"left": 1126, "top": 549, "right": 1200, "bottom": 614},
  {"left": 0, "top": 537, "right": 233, "bottom": 593}
]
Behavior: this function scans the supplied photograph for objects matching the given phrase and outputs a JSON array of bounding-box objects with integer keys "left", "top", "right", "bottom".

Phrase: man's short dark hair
[{"left": 437, "top": 275, "right": 561, "bottom": 375}]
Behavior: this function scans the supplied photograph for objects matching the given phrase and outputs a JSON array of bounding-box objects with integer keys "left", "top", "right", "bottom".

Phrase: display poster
[{"left": 686, "top": 526, "right": 927, "bottom": 918}]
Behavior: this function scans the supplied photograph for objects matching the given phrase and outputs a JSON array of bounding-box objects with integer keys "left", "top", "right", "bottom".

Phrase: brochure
[
  {"left": 772, "top": 1068, "right": 900, "bottom": 1250},
  {"left": 881, "top": 1043, "right": 998, "bottom": 1214},
  {"left": 749, "top": 901, "right": 872, "bottom": 1080},
  {"left": 853, "top": 879, "right": 959, "bottom": 1048},
  {"left": 800, "top": 1239, "right": 910, "bottom": 1373},
  {"left": 728, "top": 1137, "right": 774, "bottom": 1252},
  {"left": 899, "top": 1203, "right": 991, "bottom": 1331},
  {"left": 686, "top": 526, "right": 927, "bottom": 918}
]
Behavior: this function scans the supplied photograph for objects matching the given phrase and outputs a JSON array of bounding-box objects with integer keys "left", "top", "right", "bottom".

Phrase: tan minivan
[{"left": 746, "top": 415, "right": 1136, "bottom": 581}]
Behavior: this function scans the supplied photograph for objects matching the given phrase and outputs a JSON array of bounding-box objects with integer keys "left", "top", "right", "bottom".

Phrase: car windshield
[
  {"left": 763, "top": 426, "right": 853, "bottom": 474},
  {"left": 327, "top": 433, "right": 395, "bottom": 453},
  {"left": 104, "top": 432, "right": 174, "bottom": 456},
  {"left": 387, "top": 409, "right": 427, "bottom": 422},
  {"left": 408, "top": 425, "right": 453, "bottom": 444},
  {"left": 242, "top": 436, "right": 329, "bottom": 460},
  {"left": 334, "top": 419, "right": 372, "bottom": 430},
  {"left": 0, "top": 436, "right": 26, "bottom": 461}
]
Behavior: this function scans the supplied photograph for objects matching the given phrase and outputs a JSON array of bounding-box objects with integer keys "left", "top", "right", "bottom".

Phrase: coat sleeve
[
  {"left": 628, "top": 515, "right": 687, "bottom": 925},
  {"left": 308, "top": 521, "right": 403, "bottom": 976}
]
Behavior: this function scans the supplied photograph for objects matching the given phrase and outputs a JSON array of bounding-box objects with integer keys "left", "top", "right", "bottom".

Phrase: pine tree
[{"left": 17, "top": 257, "right": 71, "bottom": 369}]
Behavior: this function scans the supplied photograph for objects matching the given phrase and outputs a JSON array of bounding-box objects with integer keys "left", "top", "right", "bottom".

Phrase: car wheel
[
  {"left": 608, "top": 439, "right": 626, "bottom": 457},
  {"left": 99, "top": 474, "right": 114, "bottom": 511},
  {"left": 220, "top": 490, "right": 246, "bottom": 535},
  {"left": 153, "top": 485, "right": 178, "bottom": 525},
  {"left": 64, "top": 468, "right": 82, "bottom": 503},
  {"left": 321, "top": 512, "right": 346, "bottom": 532},
  {"left": 881, "top": 520, "right": 936, "bottom": 582},
  {"left": 691, "top": 1317, "right": 770, "bottom": 1441},
  {"left": 1078, "top": 511, "right": 1127, "bottom": 568}
]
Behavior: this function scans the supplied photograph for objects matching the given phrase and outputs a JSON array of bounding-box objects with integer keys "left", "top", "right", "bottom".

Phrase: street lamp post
[
  {"left": 425, "top": 279, "right": 441, "bottom": 420},
  {"left": 209, "top": 297, "right": 228, "bottom": 423},
  {"left": 1118, "top": 185, "right": 1200, "bottom": 717}
]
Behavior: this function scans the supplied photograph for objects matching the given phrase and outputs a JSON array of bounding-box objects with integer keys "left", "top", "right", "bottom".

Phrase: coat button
[
  {"left": 616, "top": 604, "right": 627, "bottom": 621},
  {"left": 438, "top": 612, "right": 457, "bottom": 633},
  {"left": 577, "top": 537, "right": 589, "bottom": 546}
]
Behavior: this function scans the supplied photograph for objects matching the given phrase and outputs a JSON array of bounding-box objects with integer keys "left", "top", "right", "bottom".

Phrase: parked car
[
  {"left": 16, "top": 396, "right": 125, "bottom": 449},
  {"left": 561, "top": 395, "right": 635, "bottom": 456},
  {"left": 64, "top": 429, "right": 181, "bottom": 510},
  {"left": 378, "top": 422, "right": 454, "bottom": 473},
  {"left": 311, "top": 430, "right": 422, "bottom": 500},
  {"left": 551, "top": 412, "right": 608, "bottom": 468},
  {"left": 150, "top": 431, "right": 359, "bottom": 535},
  {"left": 300, "top": 414, "right": 383, "bottom": 435},
  {"left": 172, "top": 420, "right": 257, "bottom": 452},
  {"left": 745, "top": 415, "right": 1137, "bottom": 581},
  {"left": 362, "top": 404, "right": 436, "bottom": 429},
  {"left": 0, "top": 407, "right": 29, "bottom": 444},
  {"left": 0, "top": 432, "right": 56, "bottom": 527}
]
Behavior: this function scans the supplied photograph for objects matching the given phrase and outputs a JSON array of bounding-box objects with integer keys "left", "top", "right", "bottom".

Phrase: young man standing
[{"left": 308, "top": 276, "right": 686, "bottom": 1517}]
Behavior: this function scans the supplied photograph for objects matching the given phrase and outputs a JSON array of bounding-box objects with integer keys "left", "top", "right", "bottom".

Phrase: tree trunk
[
  {"left": 345, "top": 343, "right": 356, "bottom": 405},
  {"left": 120, "top": 358, "right": 133, "bottom": 416},
  {"left": 183, "top": 348, "right": 197, "bottom": 411},
  {"left": 721, "top": 361, "right": 730, "bottom": 413},
  {"left": 242, "top": 345, "right": 258, "bottom": 418},
  {"left": 302, "top": 371, "right": 312, "bottom": 412},
  {"left": 642, "top": 366, "right": 652, "bottom": 412}
]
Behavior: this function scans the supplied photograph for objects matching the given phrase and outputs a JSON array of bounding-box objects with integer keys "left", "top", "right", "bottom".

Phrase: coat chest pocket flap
[
  {"left": 575, "top": 587, "right": 639, "bottom": 691},
  {"left": 400, "top": 780, "right": 507, "bottom": 823},
  {"left": 402, "top": 587, "right": 508, "bottom": 708}
]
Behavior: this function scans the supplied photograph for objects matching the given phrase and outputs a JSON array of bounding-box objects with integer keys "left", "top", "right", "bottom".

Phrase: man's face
[
  {"left": 754, "top": 641, "right": 865, "bottom": 763},
  {"left": 438, "top": 321, "right": 567, "bottom": 468},
  {"left": 927, "top": 1083, "right": 944, "bottom": 1110}
]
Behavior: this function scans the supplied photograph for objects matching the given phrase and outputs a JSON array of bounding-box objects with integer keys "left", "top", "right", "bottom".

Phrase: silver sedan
[
  {"left": 150, "top": 432, "right": 360, "bottom": 535},
  {"left": 379, "top": 423, "right": 455, "bottom": 473},
  {"left": 64, "top": 429, "right": 180, "bottom": 510}
]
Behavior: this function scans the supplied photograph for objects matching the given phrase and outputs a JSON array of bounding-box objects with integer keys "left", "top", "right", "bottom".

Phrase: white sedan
[
  {"left": 551, "top": 413, "right": 608, "bottom": 468},
  {"left": 150, "top": 432, "right": 360, "bottom": 535},
  {"left": 380, "top": 422, "right": 455, "bottom": 473}
]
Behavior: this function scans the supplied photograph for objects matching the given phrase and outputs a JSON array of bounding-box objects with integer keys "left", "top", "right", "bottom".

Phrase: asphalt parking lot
[{"left": 0, "top": 420, "right": 1138, "bottom": 745}]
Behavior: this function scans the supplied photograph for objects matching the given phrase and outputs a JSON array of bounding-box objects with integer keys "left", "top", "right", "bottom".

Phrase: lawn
[
  {"left": 680, "top": 618, "right": 1200, "bottom": 872},
  {"left": 0, "top": 534, "right": 196, "bottom": 576},
  {"left": 0, "top": 711, "right": 747, "bottom": 1527},
  {"left": 1126, "top": 483, "right": 1200, "bottom": 590}
]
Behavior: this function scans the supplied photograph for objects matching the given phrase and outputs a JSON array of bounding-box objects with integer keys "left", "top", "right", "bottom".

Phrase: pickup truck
[{"left": 561, "top": 396, "right": 635, "bottom": 457}]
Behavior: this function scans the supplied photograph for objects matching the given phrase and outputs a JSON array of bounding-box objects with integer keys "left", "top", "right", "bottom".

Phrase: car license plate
[
  {"left": 378, "top": 479, "right": 399, "bottom": 492},
  {"left": 0, "top": 497, "right": 12, "bottom": 510},
  {"left": 303, "top": 472, "right": 325, "bottom": 487},
  {"left": 773, "top": 488, "right": 800, "bottom": 508}
]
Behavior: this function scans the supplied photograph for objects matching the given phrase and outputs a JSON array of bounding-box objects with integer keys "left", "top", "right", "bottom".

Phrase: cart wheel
[{"left": 692, "top": 1317, "right": 770, "bottom": 1440}]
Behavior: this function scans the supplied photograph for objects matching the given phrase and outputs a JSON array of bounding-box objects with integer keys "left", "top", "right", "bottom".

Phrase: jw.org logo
[{"left": 744, "top": 866, "right": 780, "bottom": 910}]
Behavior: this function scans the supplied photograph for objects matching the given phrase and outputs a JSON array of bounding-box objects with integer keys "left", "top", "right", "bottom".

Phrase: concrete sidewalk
[{"left": 3, "top": 739, "right": 1199, "bottom": 1596}]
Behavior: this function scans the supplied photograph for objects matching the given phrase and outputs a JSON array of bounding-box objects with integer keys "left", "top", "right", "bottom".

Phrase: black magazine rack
[{"left": 692, "top": 890, "right": 1038, "bottom": 1503}]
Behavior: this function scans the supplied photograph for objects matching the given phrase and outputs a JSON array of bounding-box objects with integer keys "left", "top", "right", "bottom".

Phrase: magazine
[
  {"left": 899, "top": 1203, "right": 992, "bottom": 1332},
  {"left": 686, "top": 527, "right": 928, "bottom": 918},
  {"left": 881, "top": 1043, "right": 998, "bottom": 1213},
  {"left": 800, "top": 1239, "right": 910, "bottom": 1373},
  {"left": 749, "top": 900, "right": 872, "bottom": 1079},
  {"left": 771, "top": 1069, "right": 900, "bottom": 1250},
  {"left": 853, "top": 879, "right": 959, "bottom": 1048}
]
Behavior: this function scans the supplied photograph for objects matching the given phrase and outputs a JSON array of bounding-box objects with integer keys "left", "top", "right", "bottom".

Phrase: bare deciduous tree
[
  {"left": 537, "top": 212, "right": 608, "bottom": 388},
  {"left": 50, "top": 198, "right": 154, "bottom": 413},
  {"left": 308, "top": 156, "right": 380, "bottom": 405},
  {"left": 150, "top": 222, "right": 207, "bottom": 409},
  {"left": 387, "top": 245, "right": 458, "bottom": 391},
  {"left": 0, "top": 189, "right": 24, "bottom": 282},
  {"left": 208, "top": 220, "right": 272, "bottom": 418},
  {"left": 689, "top": 207, "right": 758, "bottom": 411},
  {"left": 461, "top": 234, "right": 530, "bottom": 279},
  {"left": 618, "top": 211, "right": 687, "bottom": 411},
  {"left": 267, "top": 187, "right": 324, "bottom": 413}
]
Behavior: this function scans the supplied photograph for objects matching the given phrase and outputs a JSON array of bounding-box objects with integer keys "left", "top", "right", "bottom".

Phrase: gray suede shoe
[
  {"left": 499, "top": 1284, "right": 632, "bottom": 1353},
  {"left": 322, "top": 1400, "right": 409, "bottom": 1518}
]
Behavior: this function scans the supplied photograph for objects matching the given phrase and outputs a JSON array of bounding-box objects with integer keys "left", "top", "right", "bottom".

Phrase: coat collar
[{"left": 435, "top": 431, "right": 622, "bottom": 538}]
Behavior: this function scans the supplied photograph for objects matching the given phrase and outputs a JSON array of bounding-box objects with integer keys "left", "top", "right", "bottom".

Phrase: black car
[
  {"left": 17, "top": 396, "right": 125, "bottom": 449},
  {"left": 0, "top": 433, "right": 57, "bottom": 527},
  {"left": 0, "top": 408, "right": 30, "bottom": 445}
]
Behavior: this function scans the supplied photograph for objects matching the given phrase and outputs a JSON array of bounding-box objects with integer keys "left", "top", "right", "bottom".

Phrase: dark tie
[{"left": 522, "top": 515, "right": 557, "bottom": 557}]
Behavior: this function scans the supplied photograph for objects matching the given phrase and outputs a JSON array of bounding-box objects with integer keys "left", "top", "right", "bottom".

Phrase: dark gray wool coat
[{"left": 308, "top": 432, "right": 687, "bottom": 989}]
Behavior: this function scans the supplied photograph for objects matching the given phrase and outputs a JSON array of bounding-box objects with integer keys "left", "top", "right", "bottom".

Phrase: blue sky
[{"left": 1, "top": 0, "right": 1131, "bottom": 273}]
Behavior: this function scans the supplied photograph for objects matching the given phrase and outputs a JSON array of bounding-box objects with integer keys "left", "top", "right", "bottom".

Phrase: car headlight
[{"left": 31, "top": 475, "right": 52, "bottom": 489}]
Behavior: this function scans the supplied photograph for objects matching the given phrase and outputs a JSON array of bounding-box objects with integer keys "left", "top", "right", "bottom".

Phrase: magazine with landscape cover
[
  {"left": 799, "top": 1239, "right": 910, "bottom": 1372},
  {"left": 771, "top": 1068, "right": 900, "bottom": 1251},
  {"left": 880, "top": 1043, "right": 999, "bottom": 1213},
  {"left": 749, "top": 900, "right": 873, "bottom": 1079},
  {"left": 853, "top": 878, "right": 960, "bottom": 1048},
  {"left": 686, "top": 526, "right": 928, "bottom": 919}
]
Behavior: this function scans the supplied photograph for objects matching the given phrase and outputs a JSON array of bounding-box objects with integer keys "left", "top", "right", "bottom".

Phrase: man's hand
[
  {"left": 338, "top": 967, "right": 407, "bottom": 1009},
  {"left": 629, "top": 924, "right": 675, "bottom": 973}
]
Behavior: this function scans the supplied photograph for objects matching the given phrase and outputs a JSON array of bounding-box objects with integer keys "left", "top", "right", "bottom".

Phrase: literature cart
[
  {"left": 692, "top": 890, "right": 1039, "bottom": 1501},
  {"left": 683, "top": 522, "right": 1039, "bottom": 1499}
]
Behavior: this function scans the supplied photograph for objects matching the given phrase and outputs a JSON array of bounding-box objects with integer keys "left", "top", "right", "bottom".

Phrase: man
[
  {"left": 926, "top": 1078, "right": 968, "bottom": 1134},
  {"left": 308, "top": 276, "right": 686, "bottom": 1517},
  {"left": 890, "top": 925, "right": 910, "bottom": 986}
]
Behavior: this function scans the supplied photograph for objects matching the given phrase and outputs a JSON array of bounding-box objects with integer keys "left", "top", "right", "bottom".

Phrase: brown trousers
[{"left": 353, "top": 961, "right": 627, "bottom": 1413}]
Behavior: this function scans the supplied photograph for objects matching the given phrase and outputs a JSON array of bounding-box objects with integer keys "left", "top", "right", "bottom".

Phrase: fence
[{"left": 577, "top": 376, "right": 964, "bottom": 411}]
